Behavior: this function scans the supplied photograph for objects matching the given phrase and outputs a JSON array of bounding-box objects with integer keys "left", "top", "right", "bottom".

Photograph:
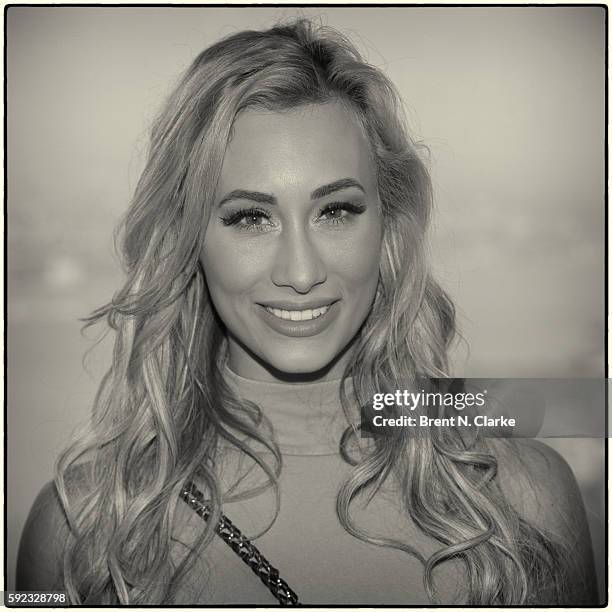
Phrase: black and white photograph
[{"left": 6, "top": 5, "right": 606, "bottom": 606}]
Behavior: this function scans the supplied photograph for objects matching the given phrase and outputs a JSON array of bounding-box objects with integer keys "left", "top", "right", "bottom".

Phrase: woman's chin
[
  {"left": 227, "top": 333, "right": 355, "bottom": 382},
  {"left": 259, "top": 350, "right": 347, "bottom": 382},
  {"left": 269, "top": 357, "right": 334, "bottom": 377}
]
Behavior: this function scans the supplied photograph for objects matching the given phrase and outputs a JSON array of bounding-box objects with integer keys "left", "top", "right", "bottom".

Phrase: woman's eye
[
  {"left": 318, "top": 202, "right": 366, "bottom": 224},
  {"left": 220, "top": 208, "right": 274, "bottom": 232}
]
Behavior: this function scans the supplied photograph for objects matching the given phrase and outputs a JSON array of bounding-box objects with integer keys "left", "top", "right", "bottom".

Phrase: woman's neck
[{"left": 223, "top": 365, "right": 359, "bottom": 455}]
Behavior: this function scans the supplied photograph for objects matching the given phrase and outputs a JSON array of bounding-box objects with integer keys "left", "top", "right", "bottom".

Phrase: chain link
[{"left": 181, "top": 481, "right": 300, "bottom": 605}]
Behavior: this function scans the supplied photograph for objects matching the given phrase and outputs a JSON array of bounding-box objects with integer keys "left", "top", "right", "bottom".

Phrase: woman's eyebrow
[
  {"left": 218, "top": 190, "right": 277, "bottom": 207},
  {"left": 310, "top": 178, "right": 365, "bottom": 200},
  {"left": 217, "top": 178, "right": 365, "bottom": 207}
]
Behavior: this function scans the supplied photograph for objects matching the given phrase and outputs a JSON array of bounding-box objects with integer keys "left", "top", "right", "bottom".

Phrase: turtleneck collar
[{"left": 223, "top": 366, "right": 358, "bottom": 456}]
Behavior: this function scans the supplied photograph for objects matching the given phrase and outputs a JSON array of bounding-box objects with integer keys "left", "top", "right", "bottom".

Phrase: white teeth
[{"left": 265, "top": 305, "right": 330, "bottom": 321}]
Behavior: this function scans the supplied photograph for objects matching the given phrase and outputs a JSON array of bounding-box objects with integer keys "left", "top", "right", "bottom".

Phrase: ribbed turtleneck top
[
  {"left": 223, "top": 366, "right": 355, "bottom": 456},
  {"left": 171, "top": 368, "right": 464, "bottom": 605}
]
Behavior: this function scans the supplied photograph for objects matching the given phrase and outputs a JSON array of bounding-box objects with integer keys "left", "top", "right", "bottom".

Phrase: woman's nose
[{"left": 271, "top": 227, "right": 327, "bottom": 294}]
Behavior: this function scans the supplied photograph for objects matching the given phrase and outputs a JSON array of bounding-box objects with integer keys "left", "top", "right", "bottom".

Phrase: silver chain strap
[{"left": 181, "top": 481, "right": 300, "bottom": 605}]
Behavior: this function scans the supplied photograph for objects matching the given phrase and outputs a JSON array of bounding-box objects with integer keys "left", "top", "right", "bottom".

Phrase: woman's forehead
[{"left": 216, "top": 103, "right": 377, "bottom": 198}]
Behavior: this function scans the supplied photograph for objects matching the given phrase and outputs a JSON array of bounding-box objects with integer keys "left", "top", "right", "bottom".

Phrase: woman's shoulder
[
  {"left": 16, "top": 480, "right": 69, "bottom": 590},
  {"left": 387, "top": 435, "right": 596, "bottom": 602},
  {"left": 487, "top": 438, "right": 598, "bottom": 598},
  {"left": 16, "top": 465, "right": 89, "bottom": 591},
  {"left": 489, "top": 438, "right": 586, "bottom": 532}
]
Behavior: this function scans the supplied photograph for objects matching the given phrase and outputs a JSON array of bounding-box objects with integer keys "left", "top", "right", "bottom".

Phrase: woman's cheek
[
  {"left": 202, "top": 233, "right": 270, "bottom": 295},
  {"left": 325, "top": 221, "right": 382, "bottom": 287}
]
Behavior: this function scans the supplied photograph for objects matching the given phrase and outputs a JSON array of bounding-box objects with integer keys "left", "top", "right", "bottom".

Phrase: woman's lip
[
  {"left": 257, "top": 299, "right": 339, "bottom": 310},
  {"left": 256, "top": 301, "right": 340, "bottom": 338}
]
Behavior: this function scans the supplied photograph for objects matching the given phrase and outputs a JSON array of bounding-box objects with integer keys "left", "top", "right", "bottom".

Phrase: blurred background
[{"left": 7, "top": 6, "right": 605, "bottom": 599}]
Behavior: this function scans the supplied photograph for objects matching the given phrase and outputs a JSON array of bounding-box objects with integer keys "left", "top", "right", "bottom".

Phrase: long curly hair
[{"left": 55, "top": 18, "right": 577, "bottom": 604}]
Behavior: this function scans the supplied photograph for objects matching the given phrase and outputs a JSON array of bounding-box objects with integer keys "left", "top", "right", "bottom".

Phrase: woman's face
[{"left": 201, "top": 102, "right": 383, "bottom": 381}]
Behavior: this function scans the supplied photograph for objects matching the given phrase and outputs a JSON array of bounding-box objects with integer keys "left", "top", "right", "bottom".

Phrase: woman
[{"left": 17, "top": 18, "right": 597, "bottom": 605}]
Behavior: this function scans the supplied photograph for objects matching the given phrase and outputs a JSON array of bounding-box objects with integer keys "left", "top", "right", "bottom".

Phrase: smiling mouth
[{"left": 264, "top": 306, "right": 330, "bottom": 321}]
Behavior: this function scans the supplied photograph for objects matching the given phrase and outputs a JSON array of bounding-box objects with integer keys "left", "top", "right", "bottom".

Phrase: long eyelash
[
  {"left": 219, "top": 207, "right": 271, "bottom": 226},
  {"left": 320, "top": 202, "right": 367, "bottom": 216}
]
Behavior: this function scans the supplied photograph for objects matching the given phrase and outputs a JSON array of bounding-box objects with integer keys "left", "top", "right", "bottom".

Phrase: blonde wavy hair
[{"left": 56, "top": 18, "right": 578, "bottom": 604}]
